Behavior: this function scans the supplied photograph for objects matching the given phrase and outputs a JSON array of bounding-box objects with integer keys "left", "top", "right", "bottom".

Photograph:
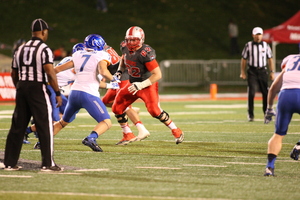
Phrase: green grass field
[{"left": 0, "top": 99, "right": 299, "bottom": 200}]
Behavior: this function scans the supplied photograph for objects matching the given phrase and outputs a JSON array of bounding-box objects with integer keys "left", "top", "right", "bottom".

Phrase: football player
[{"left": 112, "top": 26, "right": 184, "bottom": 144}]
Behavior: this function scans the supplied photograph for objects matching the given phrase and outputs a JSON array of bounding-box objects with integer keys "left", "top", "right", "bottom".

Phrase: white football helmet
[{"left": 125, "top": 26, "right": 145, "bottom": 51}]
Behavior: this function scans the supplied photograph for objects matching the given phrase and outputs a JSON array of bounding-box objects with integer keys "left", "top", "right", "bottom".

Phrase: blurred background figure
[
  {"left": 96, "top": 0, "right": 108, "bottom": 12},
  {"left": 12, "top": 38, "right": 26, "bottom": 55},
  {"left": 53, "top": 45, "right": 67, "bottom": 61},
  {"left": 228, "top": 18, "right": 239, "bottom": 55}
]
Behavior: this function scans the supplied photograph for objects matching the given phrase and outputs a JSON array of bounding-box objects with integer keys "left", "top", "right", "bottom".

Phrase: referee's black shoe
[
  {"left": 82, "top": 137, "right": 103, "bottom": 152},
  {"left": 41, "top": 165, "right": 63, "bottom": 172}
]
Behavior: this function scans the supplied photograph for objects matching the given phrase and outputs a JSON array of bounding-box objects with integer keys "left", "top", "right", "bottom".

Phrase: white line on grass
[
  {"left": 183, "top": 164, "right": 227, "bottom": 167},
  {"left": 37, "top": 172, "right": 82, "bottom": 175},
  {"left": 0, "top": 175, "right": 32, "bottom": 178},
  {"left": 135, "top": 167, "right": 181, "bottom": 169},
  {"left": 0, "top": 191, "right": 233, "bottom": 200},
  {"left": 74, "top": 169, "right": 109, "bottom": 172},
  {"left": 185, "top": 104, "right": 263, "bottom": 109},
  {"left": 225, "top": 162, "right": 265, "bottom": 165}
]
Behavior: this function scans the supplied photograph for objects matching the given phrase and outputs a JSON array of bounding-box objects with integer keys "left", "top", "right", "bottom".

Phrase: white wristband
[{"left": 140, "top": 79, "right": 152, "bottom": 89}]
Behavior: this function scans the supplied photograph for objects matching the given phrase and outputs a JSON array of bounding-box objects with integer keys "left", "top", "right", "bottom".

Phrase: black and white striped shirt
[
  {"left": 241, "top": 41, "right": 272, "bottom": 68},
  {"left": 12, "top": 37, "right": 53, "bottom": 83}
]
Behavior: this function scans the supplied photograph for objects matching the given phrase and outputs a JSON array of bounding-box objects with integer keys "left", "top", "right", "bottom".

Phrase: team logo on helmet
[{"left": 84, "top": 34, "right": 106, "bottom": 51}]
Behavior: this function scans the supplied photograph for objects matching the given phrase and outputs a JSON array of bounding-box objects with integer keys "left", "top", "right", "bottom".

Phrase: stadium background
[{"left": 0, "top": 0, "right": 299, "bottom": 94}]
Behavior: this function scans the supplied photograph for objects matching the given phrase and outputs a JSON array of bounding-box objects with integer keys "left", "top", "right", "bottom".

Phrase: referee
[
  {"left": 240, "top": 27, "right": 275, "bottom": 122},
  {"left": 4, "top": 18, "right": 62, "bottom": 171}
]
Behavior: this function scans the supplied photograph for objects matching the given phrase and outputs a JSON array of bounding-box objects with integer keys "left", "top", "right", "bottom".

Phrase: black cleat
[
  {"left": 33, "top": 142, "right": 40, "bottom": 149},
  {"left": 290, "top": 142, "right": 300, "bottom": 160},
  {"left": 264, "top": 167, "right": 275, "bottom": 176},
  {"left": 82, "top": 137, "right": 103, "bottom": 152}
]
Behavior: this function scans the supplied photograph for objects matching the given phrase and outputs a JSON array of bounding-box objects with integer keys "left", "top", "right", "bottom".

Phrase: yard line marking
[
  {"left": 74, "top": 169, "right": 109, "bottom": 172},
  {"left": 225, "top": 162, "right": 265, "bottom": 165},
  {"left": 185, "top": 104, "right": 262, "bottom": 109},
  {"left": 0, "top": 191, "right": 233, "bottom": 200},
  {"left": 136, "top": 167, "right": 181, "bottom": 169},
  {"left": 183, "top": 164, "right": 227, "bottom": 167},
  {"left": 0, "top": 175, "right": 32, "bottom": 178}
]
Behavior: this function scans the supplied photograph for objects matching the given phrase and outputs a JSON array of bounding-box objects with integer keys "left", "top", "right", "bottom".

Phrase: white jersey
[
  {"left": 280, "top": 54, "right": 296, "bottom": 69},
  {"left": 71, "top": 50, "right": 111, "bottom": 97},
  {"left": 56, "top": 56, "right": 76, "bottom": 87},
  {"left": 281, "top": 54, "right": 300, "bottom": 90}
]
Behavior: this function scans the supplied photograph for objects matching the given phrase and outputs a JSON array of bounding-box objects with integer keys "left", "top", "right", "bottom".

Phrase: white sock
[
  {"left": 121, "top": 123, "right": 132, "bottom": 134},
  {"left": 167, "top": 121, "right": 177, "bottom": 130}
]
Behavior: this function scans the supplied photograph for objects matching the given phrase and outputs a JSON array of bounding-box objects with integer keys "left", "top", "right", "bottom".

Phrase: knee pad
[
  {"left": 115, "top": 113, "right": 128, "bottom": 123},
  {"left": 155, "top": 111, "right": 169, "bottom": 123}
]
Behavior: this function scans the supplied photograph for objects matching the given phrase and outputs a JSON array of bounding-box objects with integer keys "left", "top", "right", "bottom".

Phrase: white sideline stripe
[
  {"left": 225, "top": 162, "right": 265, "bottom": 165},
  {"left": 0, "top": 191, "right": 232, "bottom": 200},
  {"left": 183, "top": 164, "right": 227, "bottom": 168},
  {"left": 74, "top": 169, "right": 109, "bottom": 172},
  {"left": 0, "top": 175, "right": 32, "bottom": 178},
  {"left": 135, "top": 167, "right": 181, "bottom": 169}
]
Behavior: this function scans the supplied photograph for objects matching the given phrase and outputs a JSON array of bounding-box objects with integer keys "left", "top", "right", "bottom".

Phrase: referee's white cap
[
  {"left": 252, "top": 27, "right": 263, "bottom": 35},
  {"left": 31, "top": 18, "right": 49, "bottom": 32}
]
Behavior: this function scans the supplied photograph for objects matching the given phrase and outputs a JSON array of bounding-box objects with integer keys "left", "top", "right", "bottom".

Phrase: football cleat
[
  {"left": 33, "top": 142, "right": 40, "bottom": 149},
  {"left": 290, "top": 141, "right": 300, "bottom": 160},
  {"left": 172, "top": 128, "right": 184, "bottom": 144},
  {"left": 115, "top": 132, "right": 137, "bottom": 145},
  {"left": 82, "top": 137, "right": 103, "bottom": 152},
  {"left": 136, "top": 130, "right": 150, "bottom": 141},
  {"left": 264, "top": 167, "right": 275, "bottom": 176},
  {"left": 23, "top": 132, "right": 30, "bottom": 144}
]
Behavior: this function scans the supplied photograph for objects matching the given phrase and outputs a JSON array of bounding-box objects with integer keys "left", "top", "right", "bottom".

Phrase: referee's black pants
[
  {"left": 247, "top": 67, "right": 269, "bottom": 118},
  {"left": 4, "top": 81, "right": 56, "bottom": 168}
]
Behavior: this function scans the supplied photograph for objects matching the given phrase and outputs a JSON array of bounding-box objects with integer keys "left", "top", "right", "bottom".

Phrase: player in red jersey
[
  {"left": 112, "top": 26, "right": 184, "bottom": 144},
  {"left": 102, "top": 44, "right": 150, "bottom": 145}
]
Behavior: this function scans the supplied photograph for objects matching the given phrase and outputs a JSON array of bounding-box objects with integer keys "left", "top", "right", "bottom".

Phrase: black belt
[{"left": 249, "top": 66, "right": 266, "bottom": 70}]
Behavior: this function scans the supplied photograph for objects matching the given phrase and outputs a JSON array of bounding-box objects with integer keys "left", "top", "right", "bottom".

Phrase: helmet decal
[{"left": 84, "top": 34, "right": 106, "bottom": 51}]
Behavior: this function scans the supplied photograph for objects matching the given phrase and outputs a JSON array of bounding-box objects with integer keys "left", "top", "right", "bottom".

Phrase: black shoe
[
  {"left": 82, "top": 137, "right": 103, "bottom": 152},
  {"left": 4, "top": 165, "right": 22, "bottom": 171},
  {"left": 41, "top": 165, "right": 63, "bottom": 172},
  {"left": 264, "top": 167, "right": 275, "bottom": 176},
  {"left": 290, "top": 141, "right": 300, "bottom": 160}
]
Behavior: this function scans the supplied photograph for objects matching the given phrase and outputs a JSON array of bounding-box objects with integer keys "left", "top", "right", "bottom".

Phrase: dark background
[{"left": 0, "top": 0, "right": 299, "bottom": 61}]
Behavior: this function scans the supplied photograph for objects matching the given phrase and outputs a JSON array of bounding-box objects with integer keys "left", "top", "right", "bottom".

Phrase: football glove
[
  {"left": 106, "top": 81, "right": 120, "bottom": 90},
  {"left": 128, "top": 79, "right": 152, "bottom": 95},
  {"left": 264, "top": 108, "right": 276, "bottom": 124},
  {"left": 112, "top": 70, "right": 122, "bottom": 83}
]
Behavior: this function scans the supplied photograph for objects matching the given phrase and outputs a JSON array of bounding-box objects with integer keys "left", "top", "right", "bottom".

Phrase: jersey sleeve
[
  {"left": 140, "top": 45, "right": 159, "bottom": 71},
  {"left": 241, "top": 42, "right": 249, "bottom": 59},
  {"left": 42, "top": 45, "right": 54, "bottom": 65}
]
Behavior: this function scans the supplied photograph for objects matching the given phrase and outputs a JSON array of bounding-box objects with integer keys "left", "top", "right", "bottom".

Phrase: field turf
[{"left": 0, "top": 98, "right": 299, "bottom": 200}]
